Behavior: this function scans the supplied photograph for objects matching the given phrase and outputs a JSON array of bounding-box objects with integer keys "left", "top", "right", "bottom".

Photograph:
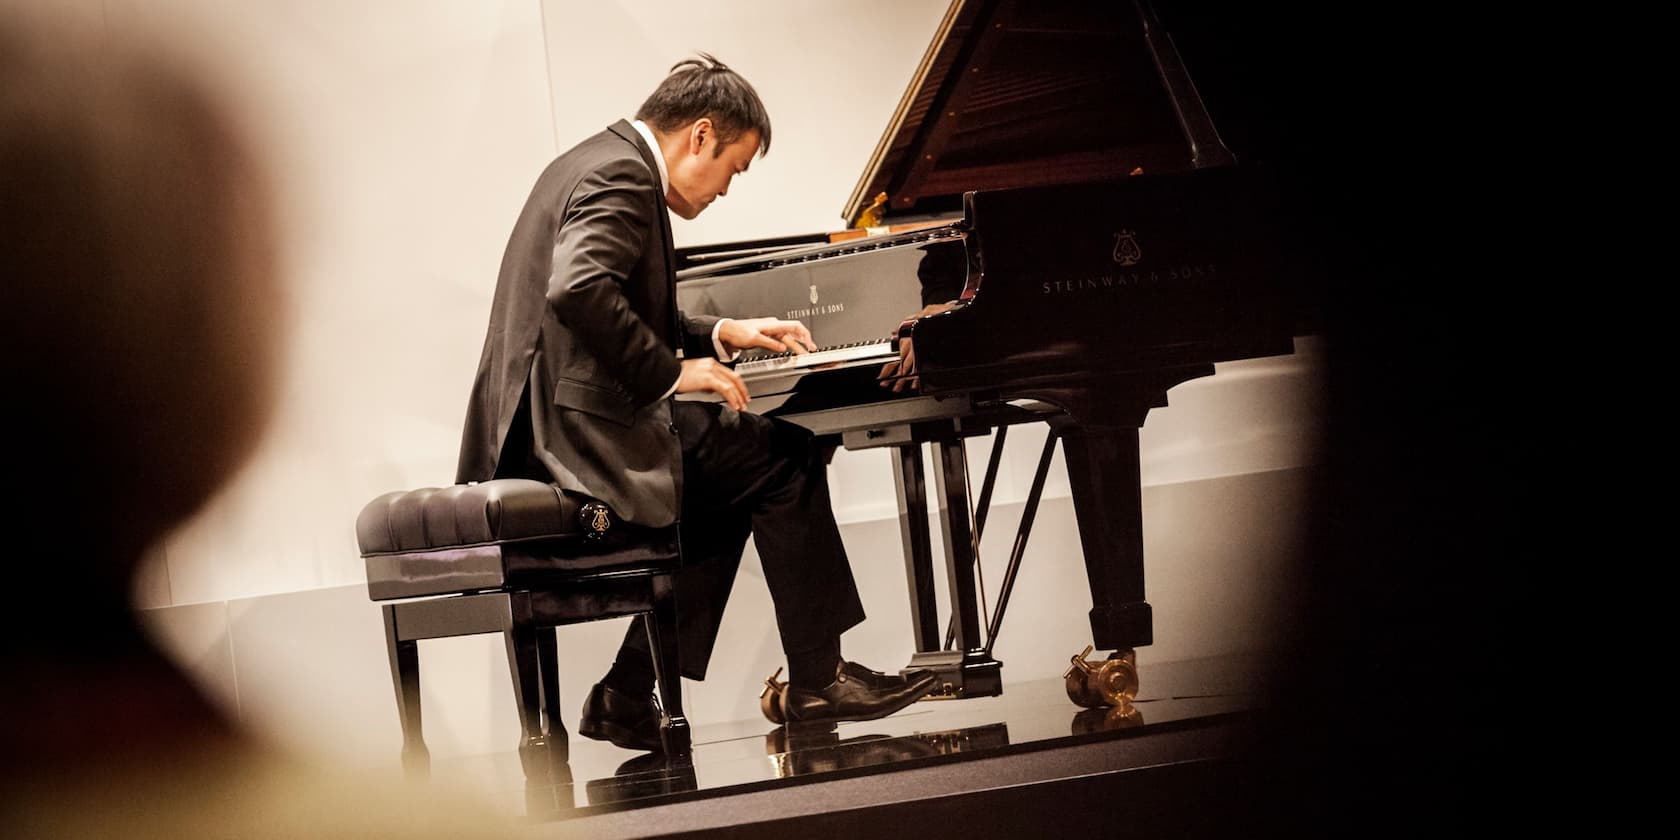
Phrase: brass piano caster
[
  {"left": 760, "top": 667, "right": 789, "bottom": 724},
  {"left": 1071, "top": 703, "right": 1145, "bottom": 735},
  {"left": 1063, "top": 645, "right": 1139, "bottom": 709}
]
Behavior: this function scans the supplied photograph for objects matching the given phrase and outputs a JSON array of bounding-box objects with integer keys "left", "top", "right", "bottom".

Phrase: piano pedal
[
  {"left": 759, "top": 667, "right": 788, "bottom": 725},
  {"left": 1063, "top": 645, "right": 1140, "bottom": 709}
]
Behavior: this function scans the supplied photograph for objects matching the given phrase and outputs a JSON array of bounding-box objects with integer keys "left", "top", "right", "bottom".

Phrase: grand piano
[{"left": 675, "top": 0, "right": 1319, "bottom": 704}]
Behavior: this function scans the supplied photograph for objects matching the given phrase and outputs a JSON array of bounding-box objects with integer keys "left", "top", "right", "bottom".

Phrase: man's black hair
[{"left": 635, "top": 52, "right": 770, "bottom": 157}]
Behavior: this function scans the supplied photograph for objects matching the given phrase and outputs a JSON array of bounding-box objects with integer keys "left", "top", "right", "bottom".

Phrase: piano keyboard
[{"left": 734, "top": 339, "right": 895, "bottom": 376}]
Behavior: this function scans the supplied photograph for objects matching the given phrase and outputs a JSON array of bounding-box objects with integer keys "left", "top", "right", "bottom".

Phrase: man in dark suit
[{"left": 456, "top": 54, "right": 937, "bottom": 752}]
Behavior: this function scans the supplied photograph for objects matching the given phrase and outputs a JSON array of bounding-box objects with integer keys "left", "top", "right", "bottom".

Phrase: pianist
[{"left": 455, "top": 53, "right": 939, "bottom": 752}]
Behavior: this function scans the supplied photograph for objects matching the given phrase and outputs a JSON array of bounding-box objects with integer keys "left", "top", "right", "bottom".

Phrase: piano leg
[
  {"left": 1056, "top": 424, "right": 1153, "bottom": 651},
  {"left": 1022, "top": 367, "right": 1210, "bottom": 659}
]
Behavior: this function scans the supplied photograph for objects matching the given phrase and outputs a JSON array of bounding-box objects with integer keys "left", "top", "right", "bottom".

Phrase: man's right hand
[{"left": 676, "top": 357, "right": 750, "bottom": 410}]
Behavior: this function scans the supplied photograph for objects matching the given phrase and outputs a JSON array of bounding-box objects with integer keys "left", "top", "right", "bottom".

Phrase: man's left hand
[{"left": 719, "top": 317, "right": 818, "bottom": 356}]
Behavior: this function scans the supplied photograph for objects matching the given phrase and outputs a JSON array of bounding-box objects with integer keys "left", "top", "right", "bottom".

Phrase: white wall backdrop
[
  {"left": 7, "top": 0, "right": 1326, "bottom": 771},
  {"left": 127, "top": 0, "right": 957, "bottom": 606}
]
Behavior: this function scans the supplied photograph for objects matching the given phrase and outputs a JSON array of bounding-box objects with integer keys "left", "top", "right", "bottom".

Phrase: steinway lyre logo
[
  {"left": 1112, "top": 230, "right": 1142, "bottom": 266},
  {"left": 580, "top": 502, "right": 612, "bottom": 540},
  {"left": 786, "top": 283, "right": 846, "bottom": 320}
]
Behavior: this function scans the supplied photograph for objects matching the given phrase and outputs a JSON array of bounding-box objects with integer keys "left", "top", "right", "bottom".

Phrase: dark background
[{"left": 1151, "top": 2, "right": 1511, "bottom": 834}]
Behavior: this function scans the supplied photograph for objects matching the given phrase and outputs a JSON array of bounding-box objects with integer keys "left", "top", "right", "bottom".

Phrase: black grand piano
[{"left": 676, "top": 0, "right": 1319, "bottom": 704}]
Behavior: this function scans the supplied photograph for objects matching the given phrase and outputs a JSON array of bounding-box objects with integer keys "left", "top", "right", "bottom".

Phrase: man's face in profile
[{"left": 666, "top": 121, "right": 757, "bottom": 220}]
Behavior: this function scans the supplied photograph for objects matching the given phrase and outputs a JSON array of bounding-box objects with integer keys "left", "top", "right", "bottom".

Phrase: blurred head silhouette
[
  {"left": 2, "top": 0, "right": 283, "bottom": 770},
  {"left": 3, "top": 9, "right": 284, "bottom": 618},
  {"left": 0, "top": 11, "right": 529, "bottom": 837}
]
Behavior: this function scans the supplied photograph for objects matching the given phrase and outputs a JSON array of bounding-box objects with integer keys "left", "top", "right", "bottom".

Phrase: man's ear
[{"left": 688, "top": 117, "right": 713, "bottom": 155}]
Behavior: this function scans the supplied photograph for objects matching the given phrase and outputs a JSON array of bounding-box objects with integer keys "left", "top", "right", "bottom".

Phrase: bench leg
[
  {"left": 382, "top": 604, "right": 429, "bottom": 780},
  {"left": 647, "top": 574, "right": 691, "bottom": 760},
  {"left": 536, "top": 625, "right": 567, "bottom": 747},
  {"left": 505, "top": 592, "right": 560, "bottom": 779}
]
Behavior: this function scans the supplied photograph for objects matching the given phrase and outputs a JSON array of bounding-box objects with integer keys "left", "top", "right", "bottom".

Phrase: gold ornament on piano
[
  {"left": 1063, "top": 645, "right": 1139, "bottom": 709},
  {"left": 1072, "top": 703, "right": 1145, "bottom": 735},
  {"left": 759, "top": 666, "right": 789, "bottom": 724},
  {"left": 854, "top": 191, "right": 889, "bottom": 229}
]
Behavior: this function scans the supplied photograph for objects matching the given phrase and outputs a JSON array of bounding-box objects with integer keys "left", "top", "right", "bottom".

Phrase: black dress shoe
[
  {"left": 831, "top": 661, "right": 934, "bottom": 692},
  {"left": 578, "top": 682, "right": 663, "bottom": 752},
  {"left": 781, "top": 661, "right": 939, "bottom": 724}
]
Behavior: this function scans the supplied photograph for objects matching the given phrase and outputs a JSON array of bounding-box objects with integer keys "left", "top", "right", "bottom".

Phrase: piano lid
[{"left": 843, "top": 0, "right": 1234, "bottom": 228}]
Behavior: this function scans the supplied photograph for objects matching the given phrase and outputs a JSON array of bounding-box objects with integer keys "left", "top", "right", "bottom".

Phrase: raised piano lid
[{"left": 841, "top": 0, "right": 1234, "bottom": 229}]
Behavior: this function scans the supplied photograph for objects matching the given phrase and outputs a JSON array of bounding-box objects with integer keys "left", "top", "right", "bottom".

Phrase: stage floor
[{"left": 432, "top": 653, "right": 1268, "bottom": 838}]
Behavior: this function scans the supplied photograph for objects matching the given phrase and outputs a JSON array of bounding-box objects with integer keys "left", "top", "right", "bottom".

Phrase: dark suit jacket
[{"left": 456, "top": 120, "right": 720, "bottom": 526}]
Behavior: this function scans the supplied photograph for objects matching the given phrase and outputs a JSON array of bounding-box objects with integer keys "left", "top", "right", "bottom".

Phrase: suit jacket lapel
[{"left": 608, "top": 120, "right": 683, "bottom": 352}]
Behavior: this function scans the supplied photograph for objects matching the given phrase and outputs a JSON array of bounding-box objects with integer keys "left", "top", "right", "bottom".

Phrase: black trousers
[{"left": 621, "top": 400, "right": 866, "bottom": 680}]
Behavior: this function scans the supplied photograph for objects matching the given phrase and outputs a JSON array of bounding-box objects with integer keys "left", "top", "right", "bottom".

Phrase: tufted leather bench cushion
[{"left": 357, "top": 479, "right": 678, "bottom": 600}]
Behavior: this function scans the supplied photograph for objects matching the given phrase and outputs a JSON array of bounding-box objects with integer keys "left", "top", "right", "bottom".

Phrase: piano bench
[{"left": 355, "top": 478, "right": 689, "bottom": 779}]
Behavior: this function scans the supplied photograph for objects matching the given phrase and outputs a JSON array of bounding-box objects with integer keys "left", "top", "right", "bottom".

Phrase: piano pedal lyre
[
  {"left": 1063, "top": 645, "right": 1140, "bottom": 709},
  {"left": 759, "top": 666, "right": 788, "bottom": 724}
]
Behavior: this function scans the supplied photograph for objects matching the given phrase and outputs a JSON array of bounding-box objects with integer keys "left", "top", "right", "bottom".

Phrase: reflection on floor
[{"left": 429, "top": 653, "right": 1267, "bottom": 838}]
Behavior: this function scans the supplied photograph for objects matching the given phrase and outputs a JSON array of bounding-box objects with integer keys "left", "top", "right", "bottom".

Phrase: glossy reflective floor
[{"left": 425, "top": 652, "right": 1267, "bottom": 838}]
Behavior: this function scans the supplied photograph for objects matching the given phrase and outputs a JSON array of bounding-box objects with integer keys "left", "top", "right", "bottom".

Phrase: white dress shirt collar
[{"left": 630, "top": 119, "right": 669, "bottom": 196}]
